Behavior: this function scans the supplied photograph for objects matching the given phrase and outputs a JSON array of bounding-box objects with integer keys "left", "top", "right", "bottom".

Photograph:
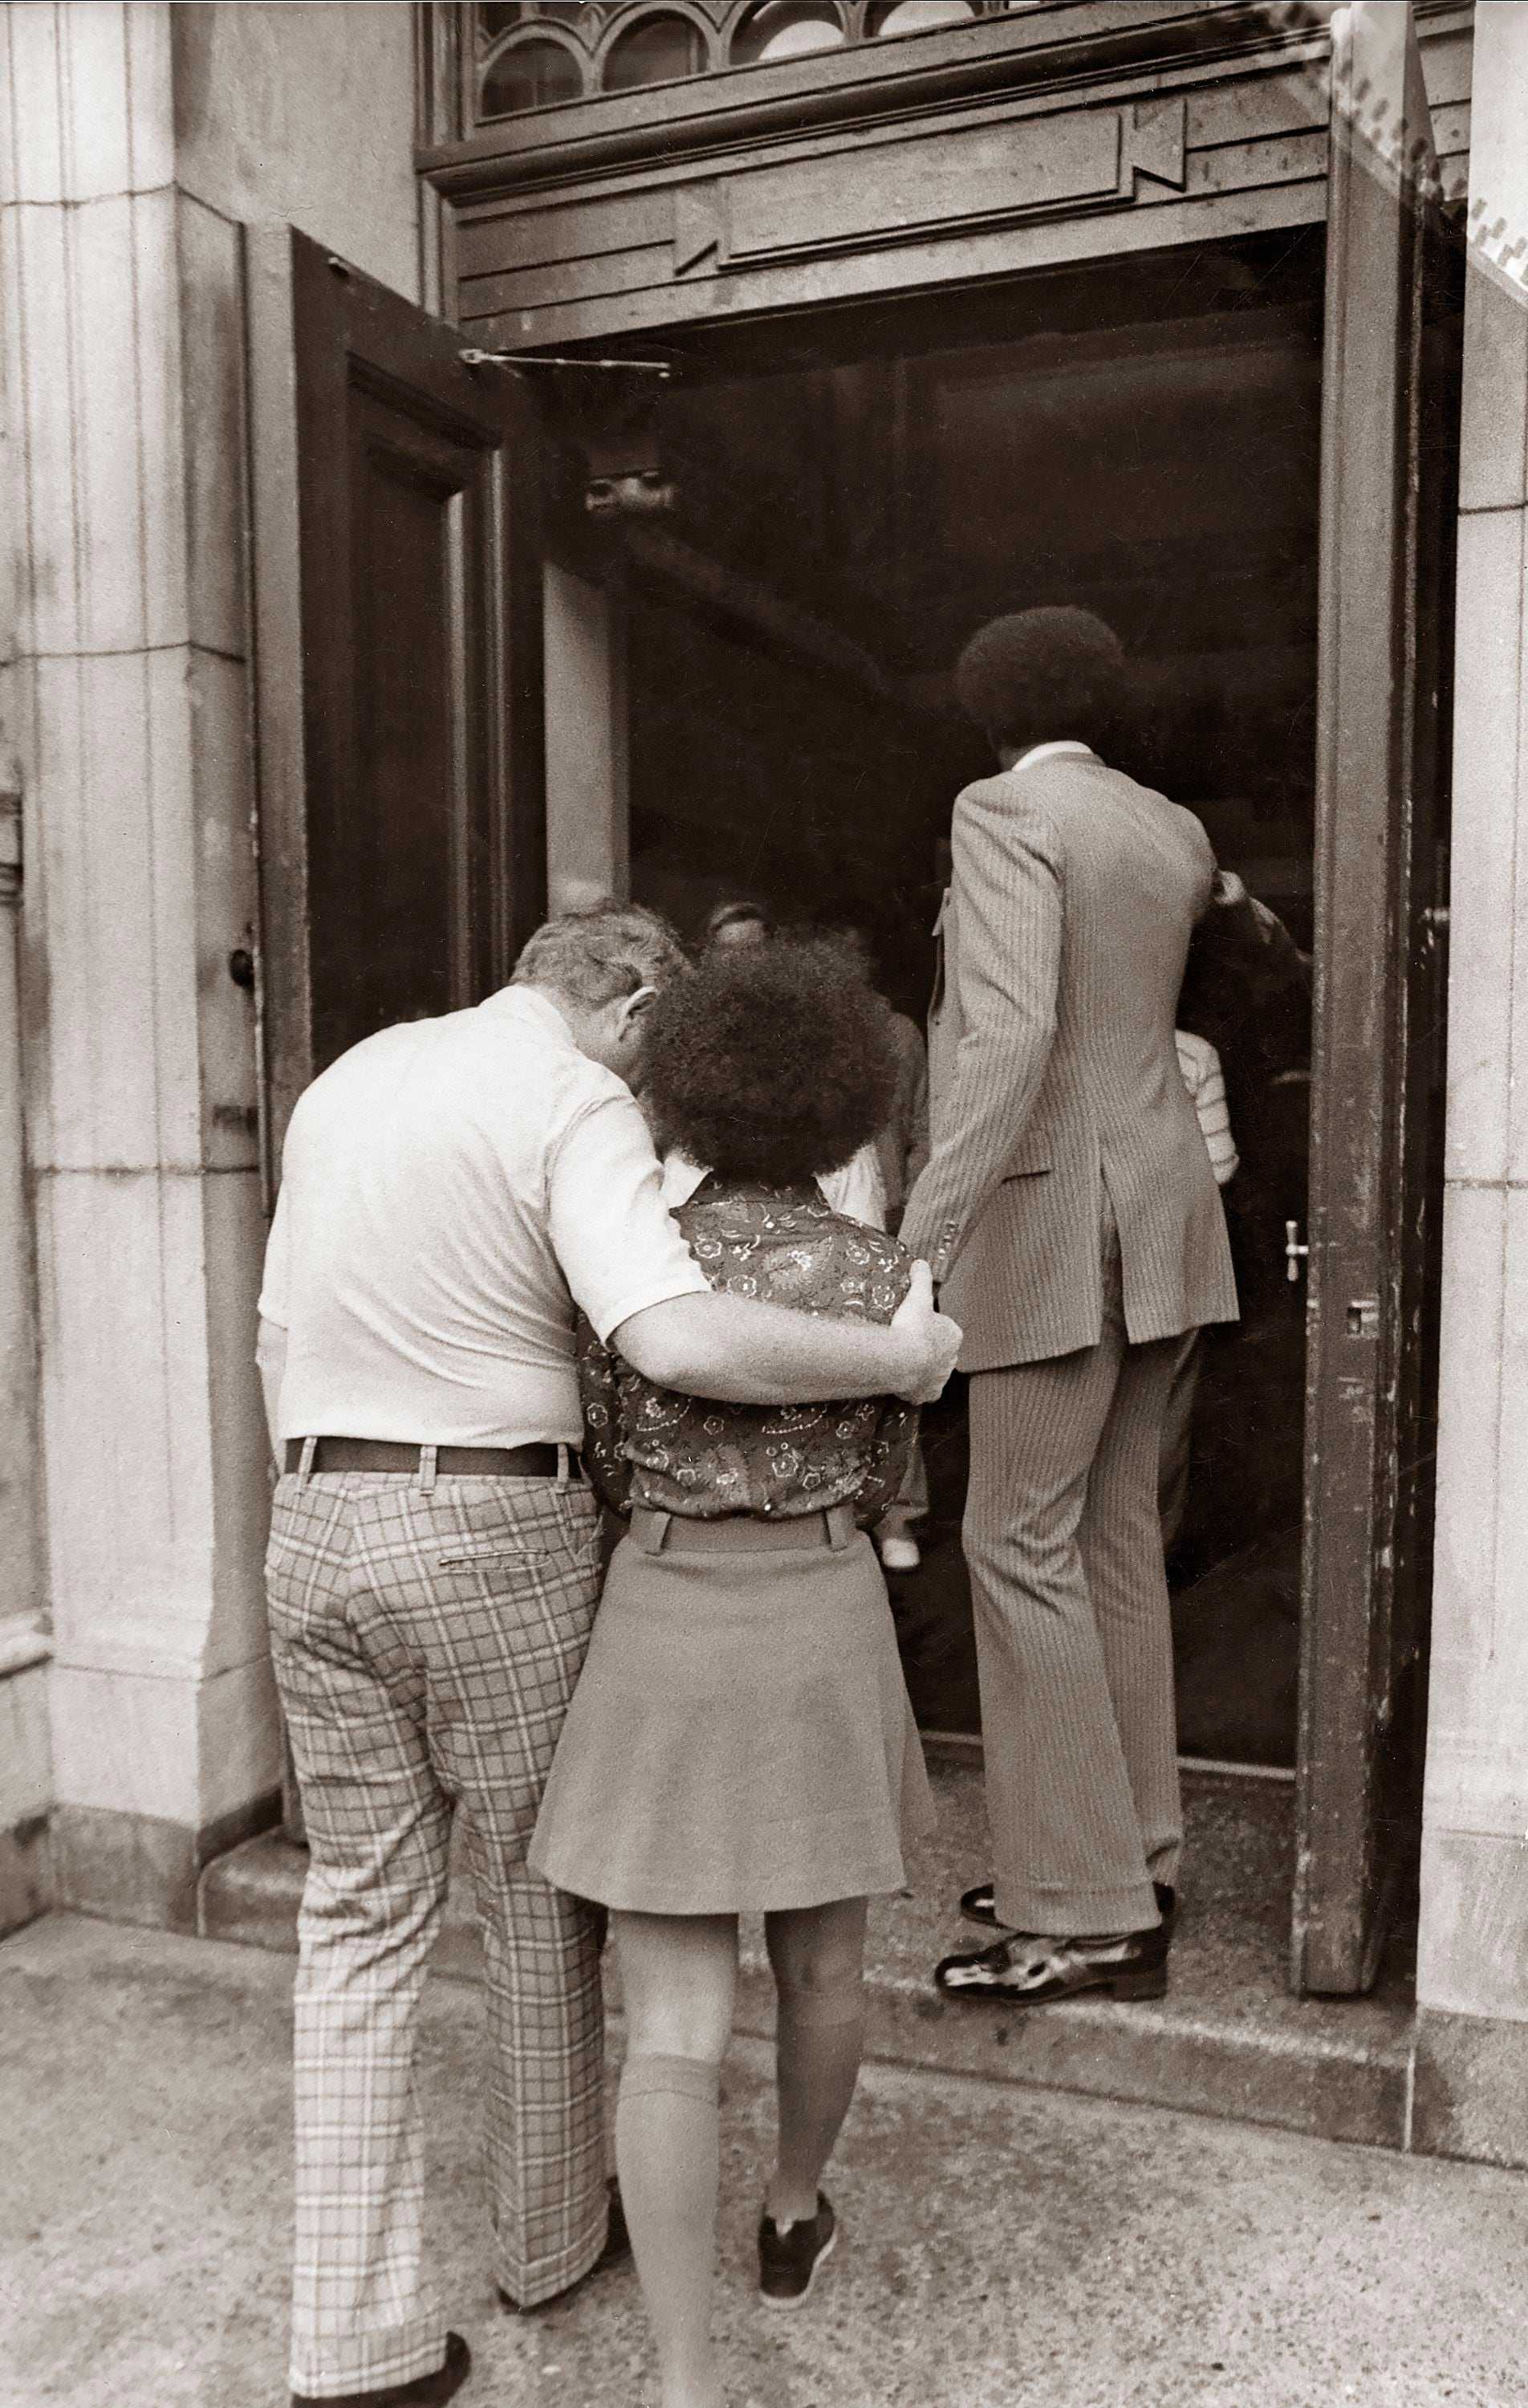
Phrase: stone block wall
[
  {"left": 1416, "top": 0, "right": 1528, "bottom": 2162},
  {"left": 0, "top": 0, "right": 419, "bottom": 1930}
]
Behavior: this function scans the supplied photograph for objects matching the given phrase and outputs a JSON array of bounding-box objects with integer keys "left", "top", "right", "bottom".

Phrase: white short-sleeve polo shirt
[{"left": 259, "top": 986, "right": 708, "bottom": 1447}]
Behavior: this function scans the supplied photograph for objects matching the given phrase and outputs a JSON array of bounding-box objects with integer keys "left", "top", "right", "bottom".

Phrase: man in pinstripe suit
[{"left": 899, "top": 609, "right": 1238, "bottom": 2005}]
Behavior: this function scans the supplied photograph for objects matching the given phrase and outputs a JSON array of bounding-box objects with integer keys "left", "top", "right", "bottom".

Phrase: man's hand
[{"left": 889, "top": 1260, "right": 962, "bottom": 1405}]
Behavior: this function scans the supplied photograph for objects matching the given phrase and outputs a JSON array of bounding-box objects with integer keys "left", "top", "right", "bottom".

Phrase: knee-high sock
[
  {"left": 773, "top": 1986, "right": 866, "bottom": 2218},
  {"left": 616, "top": 2053, "right": 721, "bottom": 2393}
]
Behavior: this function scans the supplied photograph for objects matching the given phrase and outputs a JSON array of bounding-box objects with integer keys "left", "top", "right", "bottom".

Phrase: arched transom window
[{"left": 469, "top": 2, "right": 1015, "bottom": 126}]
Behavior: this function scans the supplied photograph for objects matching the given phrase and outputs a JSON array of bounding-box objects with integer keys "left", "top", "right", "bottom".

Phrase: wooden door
[
  {"left": 246, "top": 224, "right": 546, "bottom": 1187},
  {"left": 1294, "top": 2, "right": 1460, "bottom": 1995},
  {"left": 246, "top": 228, "right": 547, "bottom": 1837}
]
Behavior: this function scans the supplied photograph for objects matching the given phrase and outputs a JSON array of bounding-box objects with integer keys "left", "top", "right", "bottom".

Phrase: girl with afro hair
[{"left": 530, "top": 935, "right": 934, "bottom": 2408}]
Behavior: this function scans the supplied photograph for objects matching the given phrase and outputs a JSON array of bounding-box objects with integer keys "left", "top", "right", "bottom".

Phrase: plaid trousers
[{"left": 266, "top": 1462, "right": 608, "bottom": 2401}]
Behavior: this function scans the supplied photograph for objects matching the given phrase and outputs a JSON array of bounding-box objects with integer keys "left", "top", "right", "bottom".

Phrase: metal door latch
[
  {"left": 1284, "top": 1219, "right": 1309, "bottom": 1282},
  {"left": 1346, "top": 1297, "right": 1381, "bottom": 1338}
]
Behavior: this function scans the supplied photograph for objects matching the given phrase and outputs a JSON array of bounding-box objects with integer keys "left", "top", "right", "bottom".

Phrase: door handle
[{"left": 1285, "top": 1219, "right": 1310, "bottom": 1283}]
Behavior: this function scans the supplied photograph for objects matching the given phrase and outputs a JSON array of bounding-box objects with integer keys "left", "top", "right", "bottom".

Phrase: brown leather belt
[{"left": 285, "top": 1438, "right": 584, "bottom": 1480}]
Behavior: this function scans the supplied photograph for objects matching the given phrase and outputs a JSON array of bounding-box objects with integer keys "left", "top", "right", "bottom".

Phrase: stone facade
[
  {"left": 1415, "top": 0, "right": 1528, "bottom": 2162},
  {"left": 0, "top": 0, "right": 419, "bottom": 1931}
]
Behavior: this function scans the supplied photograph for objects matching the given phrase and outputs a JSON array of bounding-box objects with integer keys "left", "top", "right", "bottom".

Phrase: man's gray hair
[{"left": 512, "top": 902, "right": 689, "bottom": 1009}]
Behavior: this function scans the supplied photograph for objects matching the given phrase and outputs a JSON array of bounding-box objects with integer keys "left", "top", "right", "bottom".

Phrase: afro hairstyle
[
  {"left": 640, "top": 934, "right": 897, "bottom": 1186},
  {"left": 953, "top": 607, "right": 1126, "bottom": 755}
]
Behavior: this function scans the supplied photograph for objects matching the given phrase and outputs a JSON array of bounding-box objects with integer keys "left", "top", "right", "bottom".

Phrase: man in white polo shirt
[{"left": 258, "top": 904, "right": 958, "bottom": 2408}]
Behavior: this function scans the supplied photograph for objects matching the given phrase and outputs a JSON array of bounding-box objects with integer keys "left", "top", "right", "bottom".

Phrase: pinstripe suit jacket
[{"left": 898, "top": 750, "right": 1238, "bottom": 1373}]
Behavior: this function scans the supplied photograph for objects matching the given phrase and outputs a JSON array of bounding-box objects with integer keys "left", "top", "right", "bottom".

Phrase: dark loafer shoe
[
  {"left": 961, "top": 1878, "right": 1178, "bottom": 1934},
  {"left": 758, "top": 2191, "right": 838, "bottom": 2309},
  {"left": 291, "top": 2331, "right": 469, "bottom": 2408},
  {"left": 959, "top": 1881, "right": 1000, "bottom": 1929},
  {"left": 935, "top": 1913, "right": 1172, "bottom": 2007},
  {"left": 498, "top": 2179, "right": 631, "bottom": 2314}
]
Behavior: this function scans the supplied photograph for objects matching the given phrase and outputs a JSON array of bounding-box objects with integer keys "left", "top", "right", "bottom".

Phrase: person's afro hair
[
  {"left": 641, "top": 934, "right": 896, "bottom": 1186},
  {"left": 953, "top": 607, "right": 1126, "bottom": 752}
]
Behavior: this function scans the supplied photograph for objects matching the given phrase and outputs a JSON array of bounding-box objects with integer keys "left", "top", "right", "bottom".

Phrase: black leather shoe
[
  {"left": 498, "top": 2178, "right": 631, "bottom": 2314},
  {"left": 935, "top": 1907, "right": 1173, "bottom": 2007},
  {"left": 961, "top": 1878, "right": 1178, "bottom": 1935},
  {"left": 291, "top": 2331, "right": 469, "bottom": 2408}
]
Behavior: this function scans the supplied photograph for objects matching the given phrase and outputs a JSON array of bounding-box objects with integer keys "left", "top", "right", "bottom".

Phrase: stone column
[
  {"left": 1, "top": 2, "right": 276, "bottom": 1926},
  {"left": 1415, "top": 0, "right": 1528, "bottom": 2163}
]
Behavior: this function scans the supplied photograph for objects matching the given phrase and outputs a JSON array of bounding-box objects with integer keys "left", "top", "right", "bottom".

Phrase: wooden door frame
[{"left": 1292, "top": 5, "right": 1461, "bottom": 1995}]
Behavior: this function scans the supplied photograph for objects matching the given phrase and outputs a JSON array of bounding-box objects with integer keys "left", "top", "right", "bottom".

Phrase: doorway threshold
[
  {"left": 199, "top": 1755, "right": 1415, "bottom": 2153},
  {"left": 811, "top": 1747, "right": 1414, "bottom": 2153},
  {"left": 926, "top": 1731, "right": 1298, "bottom": 1784}
]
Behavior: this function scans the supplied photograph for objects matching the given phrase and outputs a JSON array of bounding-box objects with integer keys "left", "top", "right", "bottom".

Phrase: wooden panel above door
[
  {"left": 721, "top": 98, "right": 1188, "bottom": 263},
  {"left": 448, "top": 63, "right": 1331, "bottom": 348}
]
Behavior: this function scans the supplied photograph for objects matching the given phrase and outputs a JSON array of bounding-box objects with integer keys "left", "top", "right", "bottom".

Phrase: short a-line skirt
[{"left": 528, "top": 1523, "right": 935, "bottom": 1917}]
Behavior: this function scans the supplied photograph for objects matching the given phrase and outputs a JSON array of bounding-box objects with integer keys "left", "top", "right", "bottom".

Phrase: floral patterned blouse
[{"left": 577, "top": 1175, "right": 917, "bottom": 1524}]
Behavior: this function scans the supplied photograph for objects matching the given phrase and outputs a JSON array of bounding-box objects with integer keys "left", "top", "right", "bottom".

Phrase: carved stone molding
[
  {"left": 673, "top": 179, "right": 727, "bottom": 274},
  {"left": 1126, "top": 92, "right": 1187, "bottom": 191}
]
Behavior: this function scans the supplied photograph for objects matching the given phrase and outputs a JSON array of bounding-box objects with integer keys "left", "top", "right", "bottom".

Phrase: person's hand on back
[{"left": 891, "top": 1260, "right": 961, "bottom": 1405}]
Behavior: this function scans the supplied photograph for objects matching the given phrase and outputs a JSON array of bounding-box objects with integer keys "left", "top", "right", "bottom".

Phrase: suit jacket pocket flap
[{"left": 1002, "top": 1135, "right": 1054, "bottom": 1178}]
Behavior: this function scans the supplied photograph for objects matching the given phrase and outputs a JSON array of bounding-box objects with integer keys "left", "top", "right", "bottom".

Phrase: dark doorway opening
[{"left": 559, "top": 230, "right": 1328, "bottom": 1765}]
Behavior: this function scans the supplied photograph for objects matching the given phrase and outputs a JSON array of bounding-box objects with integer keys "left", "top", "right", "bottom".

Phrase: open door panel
[
  {"left": 246, "top": 224, "right": 547, "bottom": 1190},
  {"left": 245, "top": 227, "right": 548, "bottom": 1840}
]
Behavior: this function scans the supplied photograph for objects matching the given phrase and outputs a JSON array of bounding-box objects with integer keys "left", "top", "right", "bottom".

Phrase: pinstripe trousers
[
  {"left": 266, "top": 1466, "right": 610, "bottom": 2401},
  {"left": 964, "top": 1201, "right": 1184, "bottom": 1938}
]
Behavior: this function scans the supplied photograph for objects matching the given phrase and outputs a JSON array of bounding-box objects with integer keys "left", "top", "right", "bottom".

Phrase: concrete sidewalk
[{"left": 2, "top": 1918, "right": 1525, "bottom": 2408}]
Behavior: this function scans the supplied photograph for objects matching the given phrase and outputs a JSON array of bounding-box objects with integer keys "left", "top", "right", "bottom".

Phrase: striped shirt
[{"left": 1174, "top": 1029, "right": 1238, "bottom": 1186}]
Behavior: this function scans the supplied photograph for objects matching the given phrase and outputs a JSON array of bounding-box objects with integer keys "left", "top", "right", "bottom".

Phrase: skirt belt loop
[
  {"left": 634, "top": 1507, "right": 673, "bottom": 1556},
  {"left": 826, "top": 1501, "right": 855, "bottom": 1551}
]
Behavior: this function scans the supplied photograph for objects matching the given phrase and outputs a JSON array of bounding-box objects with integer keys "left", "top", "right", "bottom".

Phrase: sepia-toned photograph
[{"left": 2, "top": 2, "right": 1527, "bottom": 2402}]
